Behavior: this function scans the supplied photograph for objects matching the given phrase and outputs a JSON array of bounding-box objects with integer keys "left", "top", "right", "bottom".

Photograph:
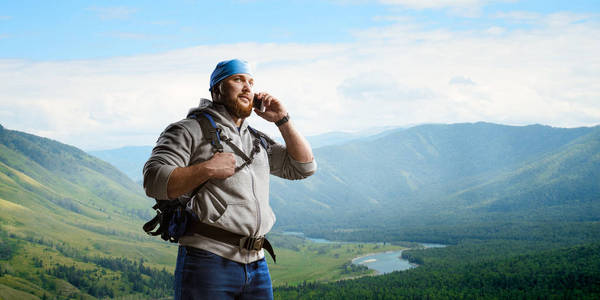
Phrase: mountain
[
  {"left": 0, "top": 124, "right": 151, "bottom": 223},
  {"left": 302, "top": 126, "right": 403, "bottom": 149},
  {"left": 449, "top": 126, "right": 600, "bottom": 220},
  {"left": 269, "top": 122, "right": 600, "bottom": 235},
  {"left": 88, "top": 146, "right": 152, "bottom": 182},
  {"left": 0, "top": 124, "right": 177, "bottom": 299},
  {"left": 2, "top": 122, "right": 599, "bottom": 298},
  {"left": 87, "top": 127, "right": 402, "bottom": 182},
  {"left": 82, "top": 122, "right": 599, "bottom": 238}
]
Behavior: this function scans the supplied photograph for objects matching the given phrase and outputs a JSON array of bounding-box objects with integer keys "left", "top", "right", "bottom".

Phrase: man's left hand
[{"left": 253, "top": 92, "right": 287, "bottom": 123}]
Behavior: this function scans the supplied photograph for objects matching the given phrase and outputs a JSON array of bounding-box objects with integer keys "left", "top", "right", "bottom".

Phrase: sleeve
[
  {"left": 268, "top": 142, "right": 317, "bottom": 180},
  {"left": 143, "top": 122, "right": 196, "bottom": 200}
]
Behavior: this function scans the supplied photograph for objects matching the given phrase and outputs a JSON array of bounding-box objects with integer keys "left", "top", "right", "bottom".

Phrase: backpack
[{"left": 142, "top": 111, "right": 272, "bottom": 243}]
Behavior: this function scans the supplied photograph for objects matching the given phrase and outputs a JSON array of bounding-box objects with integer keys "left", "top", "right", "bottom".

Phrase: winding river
[
  {"left": 352, "top": 243, "right": 446, "bottom": 274},
  {"left": 283, "top": 232, "right": 445, "bottom": 275}
]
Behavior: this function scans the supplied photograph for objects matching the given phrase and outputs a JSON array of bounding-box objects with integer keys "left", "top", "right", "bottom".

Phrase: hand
[
  {"left": 204, "top": 152, "right": 236, "bottom": 179},
  {"left": 253, "top": 92, "right": 288, "bottom": 123}
]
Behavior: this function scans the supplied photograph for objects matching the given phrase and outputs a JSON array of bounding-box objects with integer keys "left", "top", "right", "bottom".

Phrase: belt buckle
[
  {"left": 240, "top": 236, "right": 264, "bottom": 251},
  {"left": 253, "top": 237, "right": 264, "bottom": 251}
]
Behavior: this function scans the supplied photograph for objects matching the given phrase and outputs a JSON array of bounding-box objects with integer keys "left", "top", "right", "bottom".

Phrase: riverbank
[
  {"left": 352, "top": 249, "right": 414, "bottom": 275},
  {"left": 271, "top": 232, "right": 447, "bottom": 285},
  {"left": 351, "top": 250, "right": 404, "bottom": 265},
  {"left": 350, "top": 243, "right": 447, "bottom": 275},
  {"left": 268, "top": 233, "right": 405, "bottom": 286}
]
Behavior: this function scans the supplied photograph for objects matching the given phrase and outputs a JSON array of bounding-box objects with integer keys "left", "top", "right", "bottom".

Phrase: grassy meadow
[
  {"left": 266, "top": 233, "right": 405, "bottom": 286},
  {"left": 0, "top": 225, "right": 405, "bottom": 299}
]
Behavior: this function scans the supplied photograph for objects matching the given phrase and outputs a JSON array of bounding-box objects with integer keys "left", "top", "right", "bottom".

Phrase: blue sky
[
  {"left": 1, "top": 1, "right": 599, "bottom": 150},
  {"left": 2, "top": 1, "right": 598, "bottom": 60}
]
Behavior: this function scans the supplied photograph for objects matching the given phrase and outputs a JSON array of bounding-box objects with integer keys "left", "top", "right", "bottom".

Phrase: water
[
  {"left": 308, "top": 237, "right": 336, "bottom": 244},
  {"left": 353, "top": 243, "right": 448, "bottom": 274},
  {"left": 421, "top": 243, "right": 446, "bottom": 248},
  {"left": 282, "top": 231, "right": 347, "bottom": 244},
  {"left": 281, "top": 232, "right": 446, "bottom": 274},
  {"left": 352, "top": 250, "right": 414, "bottom": 274}
]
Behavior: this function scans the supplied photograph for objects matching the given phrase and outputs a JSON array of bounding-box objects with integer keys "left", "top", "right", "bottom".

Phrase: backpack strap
[
  {"left": 189, "top": 112, "right": 273, "bottom": 172},
  {"left": 247, "top": 126, "right": 274, "bottom": 152},
  {"left": 189, "top": 112, "right": 224, "bottom": 153}
]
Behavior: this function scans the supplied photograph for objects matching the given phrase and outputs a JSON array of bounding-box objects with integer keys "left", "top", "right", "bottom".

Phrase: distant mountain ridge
[
  {"left": 1, "top": 122, "right": 599, "bottom": 298},
  {"left": 88, "top": 146, "right": 152, "bottom": 183},
  {"left": 268, "top": 122, "right": 600, "bottom": 234},
  {"left": 83, "top": 122, "right": 600, "bottom": 235},
  {"left": 88, "top": 126, "right": 402, "bottom": 182}
]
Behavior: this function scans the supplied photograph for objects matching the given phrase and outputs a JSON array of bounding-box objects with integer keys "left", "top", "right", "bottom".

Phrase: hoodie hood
[{"left": 187, "top": 98, "right": 213, "bottom": 117}]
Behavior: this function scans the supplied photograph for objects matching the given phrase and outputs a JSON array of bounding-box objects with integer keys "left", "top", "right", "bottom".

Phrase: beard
[
  {"left": 222, "top": 94, "right": 253, "bottom": 119},
  {"left": 225, "top": 99, "right": 252, "bottom": 119}
]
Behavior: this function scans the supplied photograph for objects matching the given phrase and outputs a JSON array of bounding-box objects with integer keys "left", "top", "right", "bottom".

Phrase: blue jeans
[{"left": 174, "top": 246, "right": 274, "bottom": 300}]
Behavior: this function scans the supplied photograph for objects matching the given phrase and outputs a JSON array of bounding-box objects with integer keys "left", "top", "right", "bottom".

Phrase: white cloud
[
  {"left": 485, "top": 26, "right": 506, "bottom": 35},
  {"left": 372, "top": 15, "right": 415, "bottom": 23},
  {"left": 378, "top": 0, "right": 517, "bottom": 17},
  {"left": 379, "top": 0, "right": 521, "bottom": 10},
  {"left": 87, "top": 6, "right": 137, "bottom": 20},
  {"left": 449, "top": 76, "right": 476, "bottom": 85},
  {"left": 494, "top": 11, "right": 542, "bottom": 22},
  {"left": 1, "top": 12, "right": 599, "bottom": 150},
  {"left": 379, "top": 0, "right": 484, "bottom": 9},
  {"left": 105, "top": 32, "right": 154, "bottom": 40},
  {"left": 494, "top": 11, "right": 598, "bottom": 28},
  {"left": 338, "top": 72, "right": 435, "bottom": 102}
]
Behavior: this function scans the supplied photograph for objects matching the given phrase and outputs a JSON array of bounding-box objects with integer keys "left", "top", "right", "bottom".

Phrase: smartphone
[{"left": 253, "top": 95, "right": 265, "bottom": 112}]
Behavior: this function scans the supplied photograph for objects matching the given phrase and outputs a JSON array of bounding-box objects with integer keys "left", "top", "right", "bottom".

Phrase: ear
[{"left": 212, "top": 83, "right": 222, "bottom": 101}]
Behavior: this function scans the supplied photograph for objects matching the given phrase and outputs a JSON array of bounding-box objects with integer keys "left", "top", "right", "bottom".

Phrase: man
[{"left": 143, "top": 59, "right": 316, "bottom": 299}]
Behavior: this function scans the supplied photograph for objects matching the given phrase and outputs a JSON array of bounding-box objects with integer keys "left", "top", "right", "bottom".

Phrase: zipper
[
  {"left": 250, "top": 163, "right": 261, "bottom": 237},
  {"left": 236, "top": 128, "right": 262, "bottom": 261}
]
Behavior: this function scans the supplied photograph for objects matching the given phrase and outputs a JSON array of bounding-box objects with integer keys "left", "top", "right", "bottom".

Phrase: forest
[
  {"left": 0, "top": 228, "right": 173, "bottom": 299},
  {"left": 271, "top": 220, "right": 600, "bottom": 298},
  {"left": 274, "top": 240, "right": 600, "bottom": 299}
]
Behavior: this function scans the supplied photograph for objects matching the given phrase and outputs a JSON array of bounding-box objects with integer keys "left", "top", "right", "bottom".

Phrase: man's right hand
[
  {"left": 205, "top": 152, "right": 236, "bottom": 179},
  {"left": 166, "top": 152, "right": 236, "bottom": 199}
]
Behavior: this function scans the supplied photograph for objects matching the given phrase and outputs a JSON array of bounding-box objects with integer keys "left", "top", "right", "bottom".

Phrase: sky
[{"left": 1, "top": 0, "right": 599, "bottom": 150}]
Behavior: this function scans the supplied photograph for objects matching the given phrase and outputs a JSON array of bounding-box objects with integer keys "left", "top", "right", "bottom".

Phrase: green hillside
[
  {"left": 3, "top": 122, "right": 599, "bottom": 298},
  {"left": 0, "top": 124, "right": 178, "bottom": 299},
  {"left": 0, "top": 125, "right": 409, "bottom": 299},
  {"left": 450, "top": 127, "right": 600, "bottom": 220}
]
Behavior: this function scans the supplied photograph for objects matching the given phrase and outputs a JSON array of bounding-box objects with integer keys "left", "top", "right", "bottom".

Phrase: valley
[{"left": 1, "top": 122, "right": 599, "bottom": 299}]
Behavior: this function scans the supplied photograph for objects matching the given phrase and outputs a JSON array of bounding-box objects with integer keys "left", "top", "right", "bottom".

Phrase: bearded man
[{"left": 143, "top": 59, "right": 316, "bottom": 300}]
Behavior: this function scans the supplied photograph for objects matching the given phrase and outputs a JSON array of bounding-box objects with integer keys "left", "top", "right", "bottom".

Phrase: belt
[{"left": 185, "top": 220, "right": 276, "bottom": 263}]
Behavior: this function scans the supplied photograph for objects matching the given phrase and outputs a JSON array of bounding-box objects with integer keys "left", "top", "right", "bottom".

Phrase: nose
[{"left": 242, "top": 80, "right": 251, "bottom": 92}]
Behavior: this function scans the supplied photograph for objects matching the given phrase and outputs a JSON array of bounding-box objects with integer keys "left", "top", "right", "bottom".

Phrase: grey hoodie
[{"left": 143, "top": 99, "right": 317, "bottom": 263}]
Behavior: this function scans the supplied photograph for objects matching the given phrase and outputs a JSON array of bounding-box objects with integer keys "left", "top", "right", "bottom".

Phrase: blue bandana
[{"left": 209, "top": 59, "right": 252, "bottom": 91}]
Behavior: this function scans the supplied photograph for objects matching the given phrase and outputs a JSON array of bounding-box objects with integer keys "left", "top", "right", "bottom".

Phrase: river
[
  {"left": 352, "top": 243, "right": 446, "bottom": 274},
  {"left": 282, "top": 232, "right": 446, "bottom": 275}
]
